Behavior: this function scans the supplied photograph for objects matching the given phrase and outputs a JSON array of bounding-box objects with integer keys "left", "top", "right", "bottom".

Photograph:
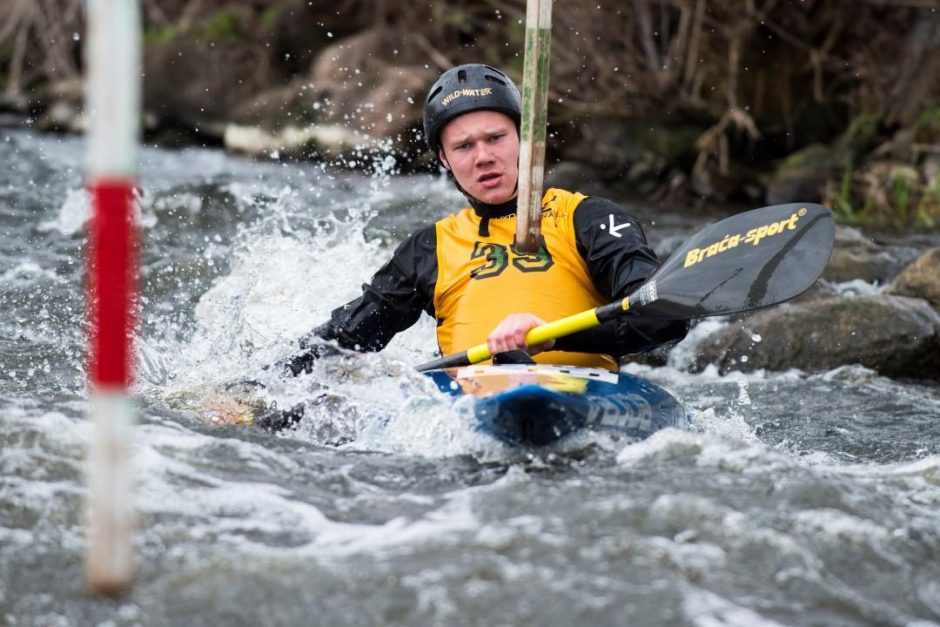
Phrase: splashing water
[{"left": 2, "top": 129, "right": 939, "bottom": 626}]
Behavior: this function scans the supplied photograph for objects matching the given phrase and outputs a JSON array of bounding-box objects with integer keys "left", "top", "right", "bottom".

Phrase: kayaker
[{"left": 284, "top": 63, "right": 688, "bottom": 375}]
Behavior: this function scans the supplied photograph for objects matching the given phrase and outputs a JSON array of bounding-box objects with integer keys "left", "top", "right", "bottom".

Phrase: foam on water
[
  {"left": 682, "top": 588, "right": 789, "bottom": 627},
  {"left": 5, "top": 130, "right": 940, "bottom": 625},
  {"left": 129, "top": 415, "right": 488, "bottom": 559},
  {"left": 3, "top": 394, "right": 491, "bottom": 572},
  {"left": 135, "top": 167, "right": 524, "bottom": 459},
  {"left": 615, "top": 427, "right": 788, "bottom": 474},
  {"left": 147, "top": 167, "right": 454, "bottom": 383},
  {"left": 831, "top": 278, "right": 885, "bottom": 297},
  {"left": 37, "top": 186, "right": 157, "bottom": 236},
  {"left": 0, "top": 261, "right": 66, "bottom": 286},
  {"left": 250, "top": 349, "right": 515, "bottom": 459}
]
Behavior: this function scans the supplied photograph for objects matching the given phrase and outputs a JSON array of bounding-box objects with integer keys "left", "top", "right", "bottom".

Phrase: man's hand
[
  {"left": 486, "top": 313, "right": 555, "bottom": 357},
  {"left": 275, "top": 340, "right": 342, "bottom": 377}
]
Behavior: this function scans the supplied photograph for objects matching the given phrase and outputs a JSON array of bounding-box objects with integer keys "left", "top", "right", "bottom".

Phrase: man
[{"left": 285, "top": 64, "right": 687, "bottom": 375}]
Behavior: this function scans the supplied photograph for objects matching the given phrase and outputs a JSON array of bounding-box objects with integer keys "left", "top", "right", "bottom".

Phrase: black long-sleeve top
[{"left": 290, "top": 195, "right": 687, "bottom": 374}]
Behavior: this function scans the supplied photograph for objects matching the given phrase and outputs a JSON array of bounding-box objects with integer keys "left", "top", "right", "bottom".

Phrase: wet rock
[
  {"left": 34, "top": 99, "right": 84, "bottom": 133},
  {"left": 229, "top": 82, "right": 320, "bottom": 130},
  {"left": 765, "top": 143, "right": 837, "bottom": 205},
  {"left": 560, "top": 116, "right": 643, "bottom": 176},
  {"left": 545, "top": 161, "right": 611, "bottom": 196},
  {"left": 692, "top": 294, "right": 940, "bottom": 380},
  {"left": 690, "top": 157, "right": 756, "bottom": 202},
  {"left": 823, "top": 226, "right": 918, "bottom": 284},
  {"left": 0, "top": 112, "right": 26, "bottom": 128},
  {"left": 33, "top": 79, "right": 85, "bottom": 133},
  {"left": 0, "top": 92, "right": 28, "bottom": 113},
  {"left": 307, "top": 29, "right": 434, "bottom": 154},
  {"left": 790, "top": 279, "right": 839, "bottom": 304},
  {"left": 886, "top": 247, "right": 940, "bottom": 309},
  {"left": 561, "top": 117, "right": 703, "bottom": 195},
  {"left": 142, "top": 29, "right": 273, "bottom": 137}
]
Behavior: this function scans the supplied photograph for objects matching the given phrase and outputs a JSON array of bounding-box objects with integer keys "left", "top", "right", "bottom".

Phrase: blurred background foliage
[{"left": 1, "top": 0, "right": 938, "bottom": 228}]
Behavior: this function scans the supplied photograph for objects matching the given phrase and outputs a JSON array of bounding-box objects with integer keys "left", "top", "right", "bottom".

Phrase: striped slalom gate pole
[
  {"left": 514, "top": 0, "right": 553, "bottom": 253},
  {"left": 85, "top": 0, "right": 141, "bottom": 596}
]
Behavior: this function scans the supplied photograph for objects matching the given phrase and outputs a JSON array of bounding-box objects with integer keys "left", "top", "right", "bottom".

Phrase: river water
[{"left": 1, "top": 129, "right": 939, "bottom": 626}]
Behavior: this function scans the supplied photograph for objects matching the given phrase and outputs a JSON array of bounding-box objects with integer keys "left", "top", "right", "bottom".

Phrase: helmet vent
[
  {"left": 427, "top": 85, "right": 442, "bottom": 103},
  {"left": 457, "top": 69, "right": 467, "bottom": 83},
  {"left": 484, "top": 74, "right": 507, "bottom": 86}
]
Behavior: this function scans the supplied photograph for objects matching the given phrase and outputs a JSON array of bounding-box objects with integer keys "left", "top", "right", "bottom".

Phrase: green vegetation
[
  {"left": 916, "top": 174, "right": 940, "bottom": 228},
  {"left": 833, "top": 164, "right": 858, "bottom": 225},
  {"left": 915, "top": 106, "right": 940, "bottom": 132},
  {"left": 261, "top": 2, "right": 292, "bottom": 29},
  {"left": 144, "top": 9, "right": 244, "bottom": 46},
  {"left": 143, "top": 25, "right": 179, "bottom": 46},
  {"left": 833, "top": 163, "right": 939, "bottom": 230},
  {"left": 837, "top": 112, "right": 881, "bottom": 166},
  {"left": 196, "top": 10, "right": 243, "bottom": 43},
  {"left": 828, "top": 102, "right": 940, "bottom": 230}
]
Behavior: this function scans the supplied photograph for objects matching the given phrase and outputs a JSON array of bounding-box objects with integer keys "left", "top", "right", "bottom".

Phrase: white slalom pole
[
  {"left": 515, "top": 0, "right": 553, "bottom": 253},
  {"left": 85, "top": 0, "right": 141, "bottom": 596}
]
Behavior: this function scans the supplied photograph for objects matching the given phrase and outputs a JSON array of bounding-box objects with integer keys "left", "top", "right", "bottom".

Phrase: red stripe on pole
[{"left": 89, "top": 179, "right": 136, "bottom": 388}]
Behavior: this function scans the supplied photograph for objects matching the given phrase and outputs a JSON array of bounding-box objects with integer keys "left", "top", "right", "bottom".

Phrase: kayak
[
  {"left": 205, "top": 362, "right": 688, "bottom": 446},
  {"left": 424, "top": 363, "right": 690, "bottom": 446}
]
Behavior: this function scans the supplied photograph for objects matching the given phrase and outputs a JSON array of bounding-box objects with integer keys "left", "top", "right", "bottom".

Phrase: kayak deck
[{"left": 426, "top": 364, "right": 689, "bottom": 446}]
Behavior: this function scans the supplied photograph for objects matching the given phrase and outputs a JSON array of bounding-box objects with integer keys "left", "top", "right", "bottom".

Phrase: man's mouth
[{"left": 478, "top": 172, "right": 502, "bottom": 188}]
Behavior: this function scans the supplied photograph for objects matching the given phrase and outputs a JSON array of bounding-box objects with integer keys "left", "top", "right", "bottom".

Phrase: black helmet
[{"left": 423, "top": 64, "right": 521, "bottom": 153}]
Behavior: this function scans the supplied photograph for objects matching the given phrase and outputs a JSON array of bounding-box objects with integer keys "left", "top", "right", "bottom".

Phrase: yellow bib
[{"left": 433, "top": 188, "right": 617, "bottom": 370}]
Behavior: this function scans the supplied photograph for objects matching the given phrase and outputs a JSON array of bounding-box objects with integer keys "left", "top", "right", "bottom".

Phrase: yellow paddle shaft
[{"left": 464, "top": 297, "right": 630, "bottom": 365}]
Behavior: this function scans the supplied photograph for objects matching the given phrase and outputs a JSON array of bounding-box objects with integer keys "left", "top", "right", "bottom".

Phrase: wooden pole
[
  {"left": 85, "top": 0, "right": 141, "bottom": 596},
  {"left": 515, "top": 0, "right": 553, "bottom": 253}
]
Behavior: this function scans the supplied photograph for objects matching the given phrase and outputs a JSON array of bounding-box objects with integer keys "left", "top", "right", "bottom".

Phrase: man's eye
[{"left": 488, "top": 134, "right": 505, "bottom": 143}]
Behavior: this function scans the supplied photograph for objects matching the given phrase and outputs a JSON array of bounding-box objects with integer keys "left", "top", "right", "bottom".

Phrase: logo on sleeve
[{"left": 599, "top": 214, "right": 632, "bottom": 238}]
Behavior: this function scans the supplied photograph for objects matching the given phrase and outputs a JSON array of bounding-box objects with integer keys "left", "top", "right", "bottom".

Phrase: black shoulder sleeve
[
  {"left": 308, "top": 224, "right": 438, "bottom": 353},
  {"left": 570, "top": 196, "right": 659, "bottom": 299},
  {"left": 554, "top": 197, "right": 688, "bottom": 356}
]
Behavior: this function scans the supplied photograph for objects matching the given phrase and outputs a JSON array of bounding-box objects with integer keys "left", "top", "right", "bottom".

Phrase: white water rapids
[{"left": 1, "top": 130, "right": 939, "bottom": 626}]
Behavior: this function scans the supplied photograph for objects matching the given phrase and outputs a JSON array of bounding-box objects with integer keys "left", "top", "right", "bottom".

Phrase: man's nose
[{"left": 475, "top": 142, "right": 495, "bottom": 163}]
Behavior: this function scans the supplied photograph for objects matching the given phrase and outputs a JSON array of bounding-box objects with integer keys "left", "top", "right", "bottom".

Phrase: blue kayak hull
[{"left": 425, "top": 364, "right": 689, "bottom": 446}]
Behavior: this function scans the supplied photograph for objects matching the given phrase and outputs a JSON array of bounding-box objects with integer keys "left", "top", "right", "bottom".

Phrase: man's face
[{"left": 438, "top": 110, "right": 520, "bottom": 205}]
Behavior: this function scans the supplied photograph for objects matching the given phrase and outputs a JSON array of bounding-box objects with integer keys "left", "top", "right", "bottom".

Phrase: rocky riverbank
[
  {"left": 3, "top": 1, "right": 939, "bottom": 227},
  {"left": 686, "top": 235, "right": 940, "bottom": 381}
]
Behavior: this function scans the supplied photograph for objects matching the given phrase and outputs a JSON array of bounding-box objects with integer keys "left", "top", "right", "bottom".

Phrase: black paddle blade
[{"left": 630, "top": 203, "right": 835, "bottom": 319}]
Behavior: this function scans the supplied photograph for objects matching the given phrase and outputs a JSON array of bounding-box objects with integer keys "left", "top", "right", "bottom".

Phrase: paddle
[{"left": 416, "top": 202, "right": 835, "bottom": 372}]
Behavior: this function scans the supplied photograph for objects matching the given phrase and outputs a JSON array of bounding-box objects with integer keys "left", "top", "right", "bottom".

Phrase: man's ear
[{"left": 438, "top": 149, "right": 451, "bottom": 171}]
